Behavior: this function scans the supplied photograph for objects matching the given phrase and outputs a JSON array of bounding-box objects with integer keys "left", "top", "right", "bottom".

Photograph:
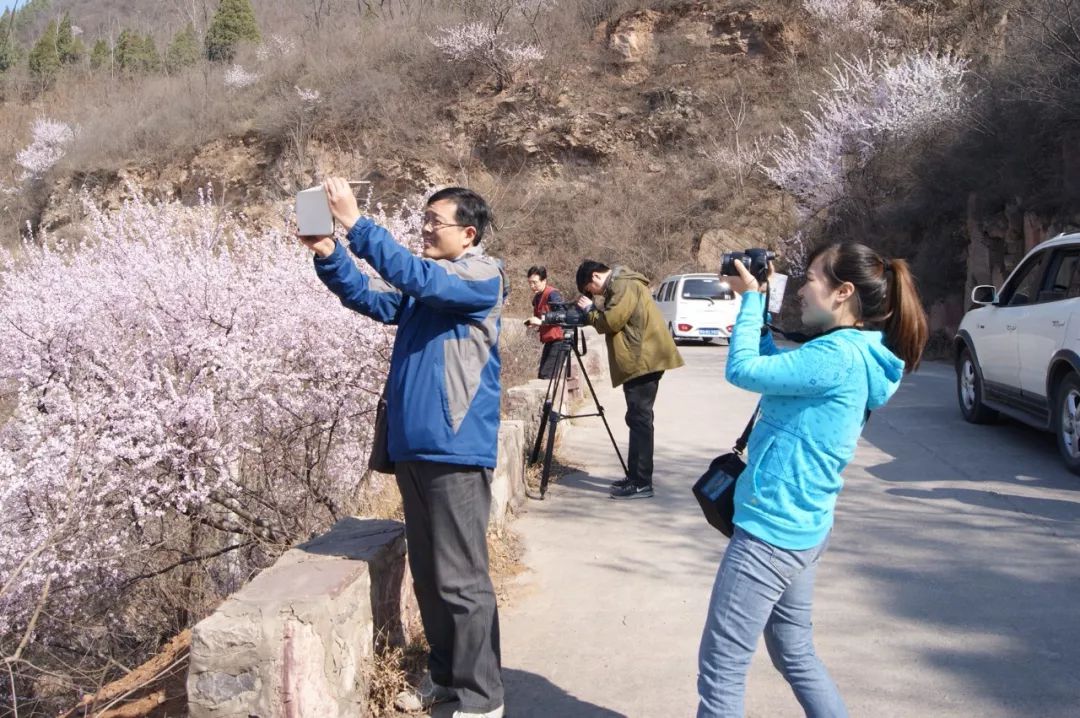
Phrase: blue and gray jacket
[{"left": 314, "top": 219, "right": 506, "bottom": 468}]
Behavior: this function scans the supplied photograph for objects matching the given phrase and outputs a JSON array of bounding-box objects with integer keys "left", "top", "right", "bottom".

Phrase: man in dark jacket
[
  {"left": 300, "top": 179, "right": 506, "bottom": 718},
  {"left": 576, "top": 260, "right": 684, "bottom": 499},
  {"left": 523, "top": 266, "right": 565, "bottom": 379}
]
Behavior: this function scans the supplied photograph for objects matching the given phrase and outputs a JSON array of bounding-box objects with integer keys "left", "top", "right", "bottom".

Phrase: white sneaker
[
  {"left": 452, "top": 706, "right": 505, "bottom": 718},
  {"left": 394, "top": 673, "right": 456, "bottom": 712}
]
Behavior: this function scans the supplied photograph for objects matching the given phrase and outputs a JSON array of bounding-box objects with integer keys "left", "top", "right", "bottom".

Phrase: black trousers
[
  {"left": 395, "top": 461, "right": 503, "bottom": 712},
  {"left": 622, "top": 371, "right": 663, "bottom": 486},
  {"left": 538, "top": 340, "right": 564, "bottom": 379}
]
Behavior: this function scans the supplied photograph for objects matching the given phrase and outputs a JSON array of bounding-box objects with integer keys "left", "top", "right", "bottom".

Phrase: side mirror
[{"left": 971, "top": 285, "right": 997, "bottom": 306}]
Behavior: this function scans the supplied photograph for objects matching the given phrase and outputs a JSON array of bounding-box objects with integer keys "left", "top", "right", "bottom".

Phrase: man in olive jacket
[{"left": 576, "top": 260, "right": 684, "bottom": 499}]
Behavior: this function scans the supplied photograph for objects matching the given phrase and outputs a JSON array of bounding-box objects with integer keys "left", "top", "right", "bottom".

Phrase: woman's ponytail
[
  {"left": 808, "top": 242, "right": 929, "bottom": 374},
  {"left": 883, "top": 258, "right": 928, "bottom": 373}
]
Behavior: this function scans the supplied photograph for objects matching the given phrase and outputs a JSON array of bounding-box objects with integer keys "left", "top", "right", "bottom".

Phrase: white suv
[{"left": 955, "top": 232, "right": 1080, "bottom": 473}]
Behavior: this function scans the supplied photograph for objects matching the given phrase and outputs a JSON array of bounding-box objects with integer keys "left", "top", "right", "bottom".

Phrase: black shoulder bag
[
  {"left": 368, "top": 384, "right": 395, "bottom": 475},
  {"left": 692, "top": 405, "right": 758, "bottom": 538}
]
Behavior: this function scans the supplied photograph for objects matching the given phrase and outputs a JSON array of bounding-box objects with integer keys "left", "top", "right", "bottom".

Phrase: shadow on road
[
  {"left": 862, "top": 364, "right": 1077, "bottom": 493},
  {"left": 848, "top": 366, "right": 1080, "bottom": 715},
  {"left": 430, "top": 668, "right": 626, "bottom": 718},
  {"left": 885, "top": 486, "right": 1080, "bottom": 523}
]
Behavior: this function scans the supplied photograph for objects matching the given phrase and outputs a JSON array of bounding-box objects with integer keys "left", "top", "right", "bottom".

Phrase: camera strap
[
  {"left": 734, "top": 404, "right": 759, "bottom": 456},
  {"left": 767, "top": 324, "right": 865, "bottom": 344}
]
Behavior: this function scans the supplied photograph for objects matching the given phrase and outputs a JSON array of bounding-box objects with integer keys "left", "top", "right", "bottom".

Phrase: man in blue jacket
[{"left": 300, "top": 178, "right": 506, "bottom": 718}]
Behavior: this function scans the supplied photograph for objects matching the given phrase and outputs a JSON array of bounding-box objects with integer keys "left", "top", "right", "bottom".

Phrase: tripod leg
[
  {"left": 539, "top": 410, "right": 558, "bottom": 499},
  {"left": 574, "top": 346, "right": 630, "bottom": 478},
  {"left": 530, "top": 400, "right": 551, "bottom": 466},
  {"left": 529, "top": 353, "right": 564, "bottom": 465},
  {"left": 538, "top": 344, "right": 571, "bottom": 499}
]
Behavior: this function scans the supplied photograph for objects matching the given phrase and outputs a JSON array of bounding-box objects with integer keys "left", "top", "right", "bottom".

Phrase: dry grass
[
  {"left": 500, "top": 320, "right": 543, "bottom": 393},
  {"left": 355, "top": 471, "right": 406, "bottom": 522},
  {"left": 56, "top": 630, "right": 190, "bottom": 718},
  {"left": 369, "top": 636, "right": 431, "bottom": 718},
  {"left": 488, "top": 522, "right": 527, "bottom": 601},
  {"left": 524, "top": 452, "right": 577, "bottom": 495}
]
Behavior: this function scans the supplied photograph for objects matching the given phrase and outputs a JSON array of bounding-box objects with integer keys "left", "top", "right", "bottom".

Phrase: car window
[
  {"left": 1042, "top": 250, "right": 1080, "bottom": 302},
  {"left": 1001, "top": 252, "right": 1049, "bottom": 307},
  {"left": 681, "top": 277, "right": 730, "bottom": 300},
  {"left": 665, "top": 282, "right": 676, "bottom": 302},
  {"left": 654, "top": 282, "right": 666, "bottom": 300}
]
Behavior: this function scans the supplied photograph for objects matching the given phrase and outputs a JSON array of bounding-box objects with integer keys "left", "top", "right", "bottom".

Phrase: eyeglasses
[{"left": 422, "top": 216, "right": 469, "bottom": 231}]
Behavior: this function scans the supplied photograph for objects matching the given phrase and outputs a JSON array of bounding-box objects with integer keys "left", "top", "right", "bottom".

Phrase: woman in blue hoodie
[{"left": 697, "top": 242, "right": 929, "bottom": 717}]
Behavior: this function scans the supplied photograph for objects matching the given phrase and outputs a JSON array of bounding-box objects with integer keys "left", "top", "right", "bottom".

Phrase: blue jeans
[{"left": 697, "top": 527, "right": 847, "bottom": 718}]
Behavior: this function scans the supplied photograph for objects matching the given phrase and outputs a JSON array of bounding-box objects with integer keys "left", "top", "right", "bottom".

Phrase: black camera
[
  {"left": 720, "top": 248, "right": 776, "bottom": 283},
  {"left": 542, "top": 302, "right": 589, "bottom": 327}
]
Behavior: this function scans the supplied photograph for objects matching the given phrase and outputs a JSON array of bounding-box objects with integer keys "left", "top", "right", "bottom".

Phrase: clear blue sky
[{"left": 1, "top": 0, "right": 23, "bottom": 12}]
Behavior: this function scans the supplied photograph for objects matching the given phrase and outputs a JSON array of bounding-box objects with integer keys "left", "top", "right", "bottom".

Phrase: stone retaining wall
[
  {"left": 187, "top": 519, "right": 407, "bottom": 718},
  {"left": 189, "top": 407, "right": 539, "bottom": 717}
]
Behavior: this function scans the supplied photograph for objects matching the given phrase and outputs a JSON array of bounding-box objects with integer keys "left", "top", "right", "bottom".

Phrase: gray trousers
[{"left": 395, "top": 461, "right": 504, "bottom": 712}]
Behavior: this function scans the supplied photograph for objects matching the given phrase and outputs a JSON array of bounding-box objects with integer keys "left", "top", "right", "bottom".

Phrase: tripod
[{"left": 528, "top": 326, "right": 628, "bottom": 499}]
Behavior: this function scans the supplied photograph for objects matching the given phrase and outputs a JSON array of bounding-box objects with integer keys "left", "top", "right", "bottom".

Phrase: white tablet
[
  {"left": 295, "top": 186, "right": 334, "bottom": 236},
  {"left": 768, "top": 273, "right": 789, "bottom": 315}
]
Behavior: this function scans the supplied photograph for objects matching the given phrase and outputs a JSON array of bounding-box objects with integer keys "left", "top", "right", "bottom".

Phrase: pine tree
[
  {"left": 166, "top": 23, "right": 199, "bottom": 73},
  {"left": 57, "top": 11, "right": 81, "bottom": 65},
  {"left": 115, "top": 30, "right": 160, "bottom": 74},
  {"left": 114, "top": 28, "right": 136, "bottom": 72},
  {"left": 204, "top": 0, "right": 260, "bottom": 62},
  {"left": 0, "top": 11, "right": 18, "bottom": 74},
  {"left": 28, "top": 20, "right": 60, "bottom": 81},
  {"left": 90, "top": 37, "right": 110, "bottom": 70},
  {"left": 139, "top": 34, "right": 160, "bottom": 73}
]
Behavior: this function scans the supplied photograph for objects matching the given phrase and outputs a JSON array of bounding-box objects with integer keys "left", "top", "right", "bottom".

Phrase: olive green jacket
[{"left": 587, "top": 266, "right": 684, "bottom": 387}]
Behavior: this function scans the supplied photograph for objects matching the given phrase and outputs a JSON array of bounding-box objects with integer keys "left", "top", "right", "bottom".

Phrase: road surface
[{"left": 486, "top": 344, "right": 1080, "bottom": 717}]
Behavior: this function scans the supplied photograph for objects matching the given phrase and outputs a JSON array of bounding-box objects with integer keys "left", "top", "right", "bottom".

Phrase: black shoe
[
  {"left": 610, "top": 477, "right": 632, "bottom": 490},
  {"left": 610, "top": 482, "right": 654, "bottom": 499}
]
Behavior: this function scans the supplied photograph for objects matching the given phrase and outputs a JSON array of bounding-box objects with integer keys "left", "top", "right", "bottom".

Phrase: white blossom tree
[
  {"left": 804, "top": 0, "right": 883, "bottom": 35},
  {"left": 762, "top": 52, "right": 969, "bottom": 220},
  {"left": 0, "top": 188, "right": 425, "bottom": 709},
  {"left": 15, "top": 118, "right": 76, "bottom": 181},
  {"left": 224, "top": 63, "right": 259, "bottom": 88},
  {"left": 255, "top": 33, "right": 297, "bottom": 62},
  {"left": 429, "top": 17, "right": 544, "bottom": 90}
]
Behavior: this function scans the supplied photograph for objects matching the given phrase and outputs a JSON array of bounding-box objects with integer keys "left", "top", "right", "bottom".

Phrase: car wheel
[
  {"left": 1055, "top": 373, "right": 1080, "bottom": 474},
  {"left": 702, "top": 338, "right": 715, "bottom": 345},
  {"left": 957, "top": 348, "right": 997, "bottom": 424}
]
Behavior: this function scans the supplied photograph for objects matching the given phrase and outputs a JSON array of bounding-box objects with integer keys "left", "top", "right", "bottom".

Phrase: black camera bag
[{"left": 692, "top": 406, "right": 757, "bottom": 538}]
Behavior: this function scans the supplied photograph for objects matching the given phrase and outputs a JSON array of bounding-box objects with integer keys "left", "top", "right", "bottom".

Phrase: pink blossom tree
[{"left": 0, "top": 188, "right": 424, "bottom": 708}]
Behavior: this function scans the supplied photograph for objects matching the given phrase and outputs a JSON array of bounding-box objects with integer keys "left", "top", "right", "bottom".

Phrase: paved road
[{"left": 486, "top": 344, "right": 1080, "bottom": 717}]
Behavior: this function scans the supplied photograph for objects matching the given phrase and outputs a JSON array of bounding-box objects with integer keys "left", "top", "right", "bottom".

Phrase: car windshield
[{"left": 681, "top": 278, "right": 733, "bottom": 300}]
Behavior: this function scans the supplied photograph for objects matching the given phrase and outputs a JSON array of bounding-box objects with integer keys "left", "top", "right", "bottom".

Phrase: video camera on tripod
[
  {"left": 539, "top": 301, "right": 590, "bottom": 328},
  {"left": 528, "top": 301, "right": 628, "bottom": 499}
]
